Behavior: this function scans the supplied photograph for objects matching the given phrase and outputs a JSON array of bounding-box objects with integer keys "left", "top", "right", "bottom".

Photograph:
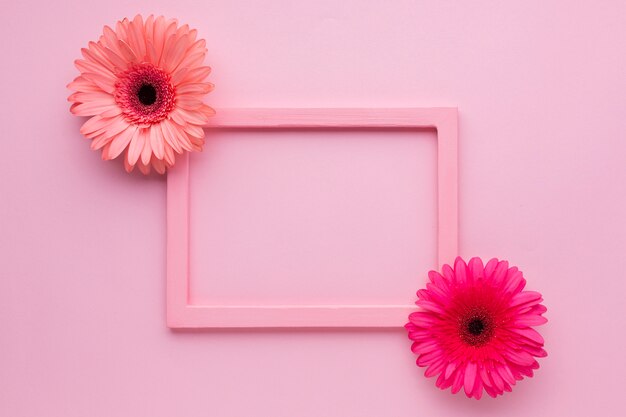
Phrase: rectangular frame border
[{"left": 167, "top": 108, "right": 458, "bottom": 328}]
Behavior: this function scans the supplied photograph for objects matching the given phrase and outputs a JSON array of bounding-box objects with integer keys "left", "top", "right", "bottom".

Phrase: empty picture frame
[{"left": 167, "top": 108, "right": 458, "bottom": 328}]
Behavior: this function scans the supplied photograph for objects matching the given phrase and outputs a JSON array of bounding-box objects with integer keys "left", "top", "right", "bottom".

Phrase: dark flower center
[
  {"left": 459, "top": 309, "right": 495, "bottom": 347},
  {"left": 137, "top": 84, "right": 157, "bottom": 105},
  {"left": 114, "top": 63, "right": 176, "bottom": 124},
  {"left": 467, "top": 318, "right": 485, "bottom": 335}
]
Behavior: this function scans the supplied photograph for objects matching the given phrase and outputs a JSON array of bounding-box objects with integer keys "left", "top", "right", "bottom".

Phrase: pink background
[
  {"left": 1, "top": 1, "right": 625, "bottom": 416},
  {"left": 189, "top": 129, "right": 438, "bottom": 307}
]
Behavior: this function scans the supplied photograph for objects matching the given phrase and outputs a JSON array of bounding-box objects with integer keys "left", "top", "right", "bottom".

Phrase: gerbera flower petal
[
  {"left": 68, "top": 15, "right": 214, "bottom": 174},
  {"left": 464, "top": 362, "right": 477, "bottom": 396},
  {"left": 127, "top": 127, "right": 144, "bottom": 165},
  {"left": 159, "top": 120, "right": 184, "bottom": 153},
  {"left": 511, "top": 327, "right": 545, "bottom": 345},
  {"left": 164, "top": 34, "right": 191, "bottom": 72},
  {"left": 176, "top": 82, "right": 214, "bottom": 95},
  {"left": 71, "top": 97, "right": 117, "bottom": 116},
  {"left": 83, "top": 72, "right": 116, "bottom": 94},
  {"left": 510, "top": 291, "right": 543, "bottom": 308},
  {"left": 80, "top": 115, "right": 111, "bottom": 136},
  {"left": 176, "top": 66, "right": 211, "bottom": 84},
  {"left": 406, "top": 257, "right": 547, "bottom": 399},
  {"left": 102, "top": 46, "right": 130, "bottom": 71},
  {"left": 91, "top": 133, "right": 113, "bottom": 151},
  {"left": 109, "top": 125, "right": 138, "bottom": 159},
  {"left": 117, "top": 39, "right": 139, "bottom": 63},
  {"left": 149, "top": 126, "right": 165, "bottom": 159},
  {"left": 82, "top": 42, "right": 116, "bottom": 73},
  {"left": 127, "top": 15, "right": 146, "bottom": 59},
  {"left": 491, "top": 260, "right": 509, "bottom": 286},
  {"left": 483, "top": 258, "right": 499, "bottom": 279},
  {"left": 503, "top": 267, "right": 524, "bottom": 294}
]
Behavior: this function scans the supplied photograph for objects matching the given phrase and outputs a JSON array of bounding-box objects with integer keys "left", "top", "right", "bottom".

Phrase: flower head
[
  {"left": 405, "top": 257, "right": 547, "bottom": 399},
  {"left": 68, "top": 15, "right": 214, "bottom": 174}
]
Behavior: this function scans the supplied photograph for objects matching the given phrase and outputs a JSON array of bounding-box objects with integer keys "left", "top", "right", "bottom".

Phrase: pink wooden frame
[{"left": 167, "top": 108, "right": 458, "bottom": 328}]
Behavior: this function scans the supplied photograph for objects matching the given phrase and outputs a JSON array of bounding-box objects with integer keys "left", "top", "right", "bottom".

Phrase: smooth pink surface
[
  {"left": 190, "top": 128, "right": 437, "bottom": 306},
  {"left": 1, "top": 0, "right": 625, "bottom": 415}
]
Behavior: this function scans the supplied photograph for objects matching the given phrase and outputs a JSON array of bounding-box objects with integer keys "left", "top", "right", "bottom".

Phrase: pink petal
[
  {"left": 144, "top": 15, "right": 155, "bottom": 45},
  {"left": 454, "top": 257, "right": 468, "bottom": 285},
  {"left": 115, "top": 18, "right": 130, "bottom": 41},
  {"left": 138, "top": 161, "right": 151, "bottom": 175},
  {"left": 428, "top": 270, "right": 449, "bottom": 292},
  {"left": 90, "top": 133, "right": 113, "bottom": 151},
  {"left": 491, "top": 260, "right": 509, "bottom": 286},
  {"left": 416, "top": 300, "right": 445, "bottom": 315},
  {"left": 484, "top": 383, "right": 499, "bottom": 398},
  {"left": 175, "top": 51, "right": 205, "bottom": 74},
  {"left": 173, "top": 107, "right": 209, "bottom": 125},
  {"left": 411, "top": 340, "right": 439, "bottom": 355},
  {"left": 408, "top": 311, "right": 436, "bottom": 327},
  {"left": 123, "top": 155, "right": 135, "bottom": 173},
  {"left": 149, "top": 126, "right": 165, "bottom": 159},
  {"left": 489, "top": 367, "right": 505, "bottom": 391},
  {"left": 158, "top": 33, "right": 177, "bottom": 67},
  {"left": 109, "top": 125, "right": 138, "bottom": 159},
  {"left": 425, "top": 283, "right": 447, "bottom": 301},
  {"left": 176, "top": 82, "right": 214, "bottom": 95},
  {"left": 165, "top": 34, "right": 191, "bottom": 72},
  {"left": 71, "top": 97, "right": 117, "bottom": 116},
  {"left": 101, "top": 106, "right": 122, "bottom": 118},
  {"left": 80, "top": 115, "right": 108, "bottom": 136},
  {"left": 127, "top": 128, "right": 144, "bottom": 165},
  {"left": 444, "top": 361, "right": 457, "bottom": 380},
  {"left": 496, "top": 364, "right": 516, "bottom": 386},
  {"left": 81, "top": 72, "right": 116, "bottom": 94},
  {"left": 152, "top": 16, "right": 166, "bottom": 60},
  {"left": 513, "top": 315, "right": 548, "bottom": 327},
  {"left": 145, "top": 40, "right": 158, "bottom": 65},
  {"left": 151, "top": 156, "right": 167, "bottom": 174},
  {"left": 67, "top": 76, "right": 101, "bottom": 93},
  {"left": 176, "top": 95, "right": 204, "bottom": 110},
  {"left": 503, "top": 268, "right": 524, "bottom": 294},
  {"left": 483, "top": 258, "right": 499, "bottom": 280},
  {"left": 416, "top": 350, "right": 442, "bottom": 367},
  {"left": 451, "top": 367, "right": 464, "bottom": 394},
  {"left": 479, "top": 365, "right": 492, "bottom": 387},
  {"left": 140, "top": 129, "right": 152, "bottom": 165},
  {"left": 181, "top": 123, "right": 205, "bottom": 139},
  {"left": 468, "top": 257, "right": 484, "bottom": 280},
  {"left": 102, "top": 46, "right": 129, "bottom": 71},
  {"left": 70, "top": 91, "right": 115, "bottom": 106},
  {"left": 163, "top": 143, "right": 176, "bottom": 165},
  {"left": 424, "top": 359, "right": 446, "bottom": 378},
  {"left": 441, "top": 264, "right": 455, "bottom": 284},
  {"left": 504, "top": 349, "right": 535, "bottom": 366},
  {"left": 96, "top": 115, "right": 130, "bottom": 140},
  {"left": 473, "top": 377, "right": 483, "bottom": 400},
  {"left": 127, "top": 15, "right": 146, "bottom": 60},
  {"left": 416, "top": 289, "right": 431, "bottom": 301},
  {"left": 74, "top": 59, "right": 115, "bottom": 79},
  {"left": 511, "top": 327, "right": 545, "bottom": 345},
  {"left": 176, "top": 65, "right": 211, "bottom": 84},
  {"left": 464, "top": 362, "right": 477, "bottom": 397},
  {"left": 510, "top": 291, "right": 542, "bottom": 308},
  {"left": 117, "top": 39, "right": 138, "bottom": 63},
  {"left": 164, "top": 119, "right": 194, "bottom": 152}
]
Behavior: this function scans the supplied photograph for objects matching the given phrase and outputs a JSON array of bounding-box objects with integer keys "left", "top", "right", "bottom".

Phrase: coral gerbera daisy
[
  {"left": 68, "top": 15, "right": 214, "bottom": 174},
  {"left": 405, "top": 257, "right": 547, "bottom": 399}
]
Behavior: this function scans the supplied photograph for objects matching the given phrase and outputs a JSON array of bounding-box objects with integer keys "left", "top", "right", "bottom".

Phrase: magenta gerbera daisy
[
  {"left": 405, "top": 257, "right": 547, "bottom": 399},
  {"left": 68, "top": 15, "right": 214, "bottom": 174}
]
